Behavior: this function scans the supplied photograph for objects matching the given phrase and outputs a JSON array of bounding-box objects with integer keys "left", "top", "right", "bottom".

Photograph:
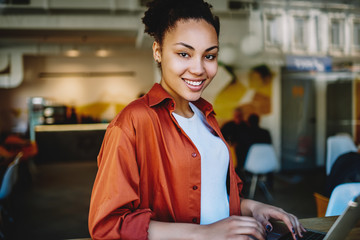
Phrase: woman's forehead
[{"left": 162, "top": 19, "right": 218, "bottom": 47}]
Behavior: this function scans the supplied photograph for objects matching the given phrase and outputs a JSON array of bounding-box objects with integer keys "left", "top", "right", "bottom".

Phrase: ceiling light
[
  {"left": 66, "top": 46, "right": 80, "bottom": 57},
  {"left": 96, "top": 47, "right": 110, "bottom": 57}
]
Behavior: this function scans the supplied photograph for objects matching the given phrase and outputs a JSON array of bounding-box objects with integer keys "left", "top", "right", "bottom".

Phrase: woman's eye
[
  {"left": 205, "top": 54, "right": 216, "bottom": 60},
  {"left": 179, "top": 52, "right": 189, "bottom": 58}
]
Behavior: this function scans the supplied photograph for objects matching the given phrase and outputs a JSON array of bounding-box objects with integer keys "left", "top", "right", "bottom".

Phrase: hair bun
[{"left": 142, "top": 0, "right": 219, "bottom": 44}]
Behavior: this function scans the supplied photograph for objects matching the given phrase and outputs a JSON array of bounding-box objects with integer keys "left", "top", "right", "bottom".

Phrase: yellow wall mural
[
  {"left": 214, "top": 64, "right": 274, "bottom": 126},
  {"left": 75, "top": 102, "right": 126, "bottom": 123}
]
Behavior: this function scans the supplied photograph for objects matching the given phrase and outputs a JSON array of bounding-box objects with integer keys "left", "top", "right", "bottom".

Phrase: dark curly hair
[{"left": 142, "top": 0, "right": 220, "bottom": 46}]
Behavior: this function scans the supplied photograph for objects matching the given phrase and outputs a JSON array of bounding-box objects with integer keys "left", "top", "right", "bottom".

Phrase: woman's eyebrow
[
  {"left": 175, "top": 42, "right": 194, "bottom": 50},
  {"left": 205, "top": 46, "right": 219, "bottom": 52},
  {"left": 175, "top": 42, "right": 219, "bottom": 52}
]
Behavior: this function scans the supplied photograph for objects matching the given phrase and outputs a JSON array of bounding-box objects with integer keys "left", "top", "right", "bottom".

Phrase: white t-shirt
[{"left": 172, "top": 103, "right": 230, "bottom": 225}]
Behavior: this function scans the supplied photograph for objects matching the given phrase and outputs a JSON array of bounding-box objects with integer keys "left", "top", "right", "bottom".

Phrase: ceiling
[
  {"left": 0, "top": 29, "right": 138, "bottom": 46},
  {"left": 1, "top": 0, "right": 360, "bottom": 49}
]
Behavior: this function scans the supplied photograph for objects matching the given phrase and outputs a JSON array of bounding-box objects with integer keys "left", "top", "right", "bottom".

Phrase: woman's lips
[
  {"left": 183, "top": 78, "right": 205, "bottom": 91},
  {"left": 184, "top": 79, "right": 204, "bottom": 86}
]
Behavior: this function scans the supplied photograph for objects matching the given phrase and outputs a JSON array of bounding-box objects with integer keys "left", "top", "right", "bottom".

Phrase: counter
[
  {"left": 35, "top": 123, "right": 108, "bottom": 163},
  {"left": 35, "top": 123, "right": 108, "bottom": 132}
]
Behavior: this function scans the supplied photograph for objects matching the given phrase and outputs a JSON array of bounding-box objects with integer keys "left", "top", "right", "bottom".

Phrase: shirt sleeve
[{"left": 88, "top": 122, "right": 153, "bottom": 240}]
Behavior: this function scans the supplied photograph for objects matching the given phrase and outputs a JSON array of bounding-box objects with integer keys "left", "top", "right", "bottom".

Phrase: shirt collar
[{"left": 147, "top": 83, "right": 215, "bottom": 116}]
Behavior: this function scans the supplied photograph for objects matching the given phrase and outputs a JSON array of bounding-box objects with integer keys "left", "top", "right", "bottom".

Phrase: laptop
[{"left": 267, "top": 194, "right": 360, "bottom": 240}]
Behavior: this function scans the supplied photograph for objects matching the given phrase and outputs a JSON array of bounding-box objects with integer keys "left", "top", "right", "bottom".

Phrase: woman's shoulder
[
  {"left": 124, "top": 97, "right": 151, "bottom": 113},
  {"left": 110, "top": 97, "right": 156, "bottom": 128}
]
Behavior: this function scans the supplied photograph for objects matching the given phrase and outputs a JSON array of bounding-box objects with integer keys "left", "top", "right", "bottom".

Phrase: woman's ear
[{"left": 152, "top": 41, "right": 161, "bottom": 63}]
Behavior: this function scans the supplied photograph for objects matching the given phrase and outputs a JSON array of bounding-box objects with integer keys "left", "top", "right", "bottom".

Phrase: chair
[
  {"left": 244, "top": 143, "right": 279, "bottom": 202},
  {"left": 313, "top": 192, "right": 329, "bottom": 217},
  {"left": 0, "top": 152, "right": 23, "bottom": 200},
  {"left": 0, "top": 152, "right": 22, "bottom": 239},
  {"left": 325, "top": 182, "right": 360, "bottom": 217},
  {"left": 326, "top": 135, "right": 357, "bottom": 175}
]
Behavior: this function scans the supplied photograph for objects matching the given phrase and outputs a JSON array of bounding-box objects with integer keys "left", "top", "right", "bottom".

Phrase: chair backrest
[
  {"left": 0, "top": 152, "right": 23, "bottom": 200},
  {"left": 325, "top": 182, "right": 360, "bottom": 217},
  {"left": 326, "top": 135, "right": 357, "bottom": 175},
  {"left": 244, "top": 143, "right": 279, "bottom": 174}
]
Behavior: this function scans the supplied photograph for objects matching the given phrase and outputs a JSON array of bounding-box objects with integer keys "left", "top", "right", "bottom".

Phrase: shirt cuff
[{"left": 120, "top": 208, "right": 153, "bottom": 240}]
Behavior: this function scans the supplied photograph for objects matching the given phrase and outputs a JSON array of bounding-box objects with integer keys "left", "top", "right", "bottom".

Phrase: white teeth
[{"left": 185, "top": 79, "right": 203, "bottom": 86}]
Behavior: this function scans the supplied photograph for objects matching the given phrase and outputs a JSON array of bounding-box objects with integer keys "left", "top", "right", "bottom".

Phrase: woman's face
[{"left": 153, "top": 19, "right": 219, "bottom": 105}]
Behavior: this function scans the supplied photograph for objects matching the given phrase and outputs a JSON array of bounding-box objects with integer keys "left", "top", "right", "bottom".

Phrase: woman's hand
[
  {"left": 199, "top": 215, "right": 267, "bottom": 240},
  {"left": 241, "top": 199, "right": 306, "bottom": 240}
]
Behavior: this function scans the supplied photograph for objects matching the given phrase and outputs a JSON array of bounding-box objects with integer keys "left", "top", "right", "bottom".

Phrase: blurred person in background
[
  {"left": 247, "top": 113, "right": 272, "bottom": 146},
  {"left": 221, "top": 107, "right": 250, "bottom": 178}
]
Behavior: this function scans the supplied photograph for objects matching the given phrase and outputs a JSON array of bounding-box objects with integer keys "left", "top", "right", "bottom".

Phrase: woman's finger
[{"left": 289, "top": 214, "right": 306, "bottom": 238}]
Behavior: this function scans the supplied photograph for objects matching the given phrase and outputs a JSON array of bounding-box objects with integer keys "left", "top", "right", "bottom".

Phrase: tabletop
[{"left": 300, "top": 216, "right": 360, "bottom": 240}]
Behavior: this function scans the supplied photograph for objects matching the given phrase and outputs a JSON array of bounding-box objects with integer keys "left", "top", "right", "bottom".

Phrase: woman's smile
[{"left": 183, "top": 78, "right": 205, "bottom": 89}]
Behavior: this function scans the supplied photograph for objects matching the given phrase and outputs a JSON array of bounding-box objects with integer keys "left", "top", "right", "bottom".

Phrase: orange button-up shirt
[{"left": 88, "top": 83, "right": 243, "bottom": 240}]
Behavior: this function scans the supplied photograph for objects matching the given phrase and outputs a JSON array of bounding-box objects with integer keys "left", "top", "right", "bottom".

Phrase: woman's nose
[{"left": 189, "top": 58, "right": 205, "bottom": 75}]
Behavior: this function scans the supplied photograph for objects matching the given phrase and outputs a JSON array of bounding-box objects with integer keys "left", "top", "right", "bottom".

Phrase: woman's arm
[
  {"left": 148, "top": 216, "right": 266, "bottom": 240},
  {"left": 148, "top": 199, "right": 307, "bottom": 240},
  {"left": 240, "top": 198, "right": 306, "bottom": 240},
  {"left": 89, "top": 124, "right": 152, "bottom": 240}
]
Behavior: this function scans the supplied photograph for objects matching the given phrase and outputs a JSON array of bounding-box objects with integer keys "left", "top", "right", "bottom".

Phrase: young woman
[{"left": 88, "top": 0, "right": 305, "bottom": 239}]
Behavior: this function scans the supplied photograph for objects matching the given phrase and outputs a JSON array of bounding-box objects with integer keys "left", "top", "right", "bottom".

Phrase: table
[{"left": 300, "top": 216, "right": 360, "bottom": 240}]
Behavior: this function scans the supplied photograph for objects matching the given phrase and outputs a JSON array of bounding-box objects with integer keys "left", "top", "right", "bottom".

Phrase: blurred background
[{"left": 0, "top": 0, "right": 359, "bottom": 239}]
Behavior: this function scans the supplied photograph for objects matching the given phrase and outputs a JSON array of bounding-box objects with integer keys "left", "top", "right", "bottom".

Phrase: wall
[{"left": 0, "top": 49, "right": 155, "bottom": 134}]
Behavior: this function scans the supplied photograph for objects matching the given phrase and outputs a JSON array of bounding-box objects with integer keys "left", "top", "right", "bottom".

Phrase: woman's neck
[
  {"left": 173, "top": 100, "right": 194, "bottom": 118},
  {"left": 158, "top": 81, "right": 195, "bottom": 118}
]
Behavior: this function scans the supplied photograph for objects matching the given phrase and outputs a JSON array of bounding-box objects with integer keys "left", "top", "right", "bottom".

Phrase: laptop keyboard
[{"left": 278, "top": 230, "right": 325, "bottom": 240}]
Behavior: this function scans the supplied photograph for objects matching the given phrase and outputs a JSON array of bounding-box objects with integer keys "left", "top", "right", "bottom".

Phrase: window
[
  {"left": 314, "top": 15, "right": 321, "bottom": 53},
  {"left": 352, "top": 20, "right": 360, "bottom": 50},
  {"left": 264, "top": 13, "right": 283, "bottom": 47},
  {"left": 293, "top": 16, "right": 308, "bottom": 51},
  {"left": 329, "top": 18, "right": 345, "bottom": 51}
]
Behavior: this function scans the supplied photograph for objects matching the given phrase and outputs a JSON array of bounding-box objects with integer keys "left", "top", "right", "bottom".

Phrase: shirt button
[
  {"left": 171, "top": 103, "right": 174, "bottom": 107},
  {"left": 191, "top": 152, "right": 197, "bottom": 158},
  {"left": 193, "top": 185, "right": 198, "bottom": 190},
  {"left": 192, "top": 218, "right": 197, "bottom": 223}
]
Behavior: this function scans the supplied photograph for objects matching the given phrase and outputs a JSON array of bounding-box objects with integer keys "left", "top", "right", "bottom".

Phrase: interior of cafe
[{"left": 0, "top": 0, "right": 360, "bottom": 239}]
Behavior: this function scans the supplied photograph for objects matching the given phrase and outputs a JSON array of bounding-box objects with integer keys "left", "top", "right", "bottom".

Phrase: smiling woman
[{"left": 88, "top": 1, "right": 305, "bottom": 240}]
